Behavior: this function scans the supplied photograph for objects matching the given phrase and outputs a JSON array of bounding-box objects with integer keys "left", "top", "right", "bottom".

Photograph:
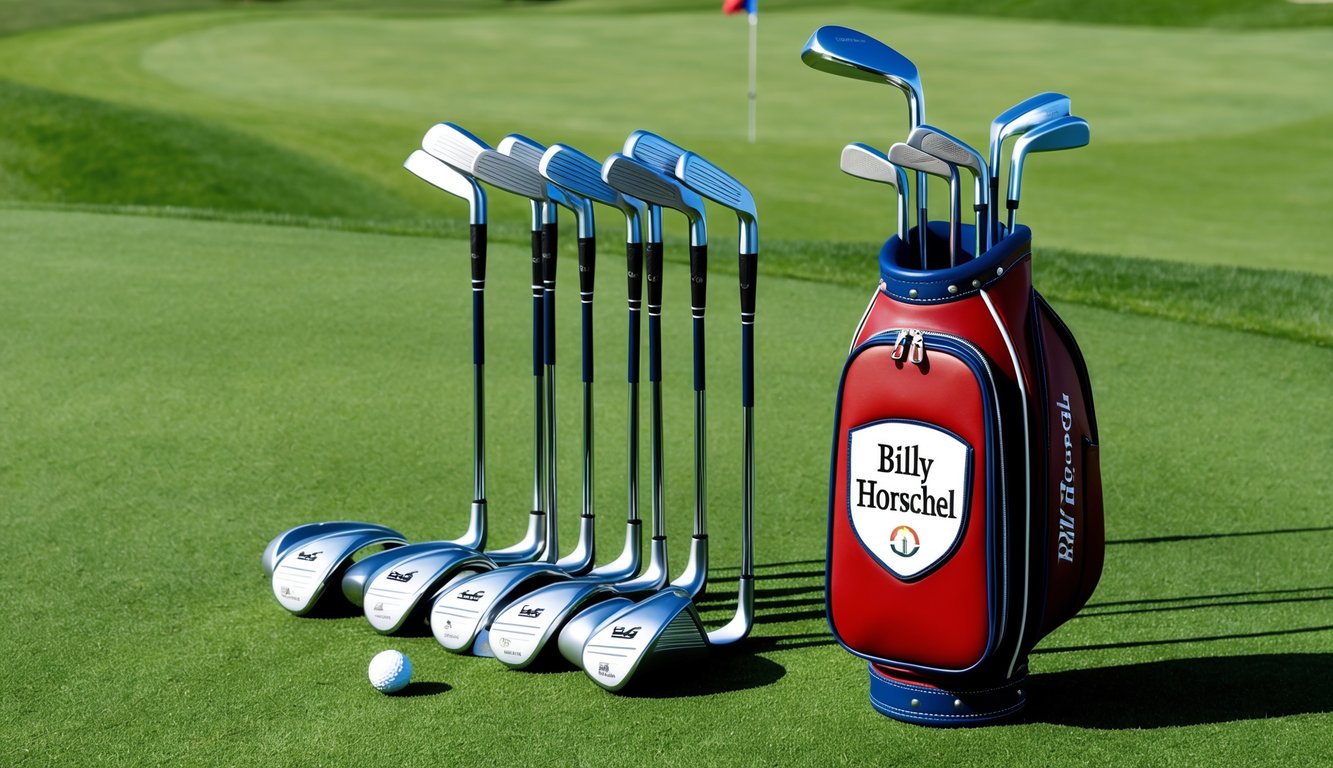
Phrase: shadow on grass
[
  {"left": 1024, "top": 653, "right": 1333, "bottom": 728},
  {"left": 614, "top": 646, "right": 788, "bottom": 699},
  {"left": 392, "top": 681, "right": 453, "bottom": 698},
  {"left": 1107, "top": 525, "right": 1333, "bottom": 546}
]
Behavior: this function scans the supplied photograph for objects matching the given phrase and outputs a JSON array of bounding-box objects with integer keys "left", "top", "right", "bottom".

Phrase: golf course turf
[{"left": 1, "top": 2, "right": 1329, "bottom": 766}]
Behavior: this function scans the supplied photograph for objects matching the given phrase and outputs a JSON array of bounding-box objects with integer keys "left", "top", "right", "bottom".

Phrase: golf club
[
  {"left": 888, "top": 142, "right": 961, "bottom": 268},
  {"left": 988, "top": 92, "right": 1070, "bottom": 238},
  {"left": 266, "top": 522, "right": 407, "bottom": 615},
  {"left": 839, "top": 142, "right": 910, "bottom": 246},
  {"left": 356, "top": 143, "right": 561, "bottom": 635},
  {"left": 801, "top": 25, "right": 927, "bottom": 265},
  {"left": 1006, "top": 115, "right": 1090, "bottom": 230},
  {"left": 908, "top": 125, "right": 990, "bottom": 256}
]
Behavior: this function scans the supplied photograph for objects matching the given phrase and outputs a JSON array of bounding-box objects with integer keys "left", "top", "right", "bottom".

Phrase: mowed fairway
[{"left": 1, "top": 2, "right": 1331, "bottom": 766}]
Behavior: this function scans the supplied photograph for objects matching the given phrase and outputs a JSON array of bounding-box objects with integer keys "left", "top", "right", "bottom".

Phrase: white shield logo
[{"left": 846, "top": 420, "right": 972, "bottom": 580}]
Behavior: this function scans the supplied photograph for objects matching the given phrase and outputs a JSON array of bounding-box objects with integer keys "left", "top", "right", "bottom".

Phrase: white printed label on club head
[
  {"left": 430, "top": 567, "right": 535, "bottom": 650},
  {"left": 847, "top": 420, "right": 972, "bottom": 580},
  {"left": 490, "top": 582, "right": 596, "bottom": 666},
  {"left": 271, "top": 531, "right": 363, "bottom": 613}
]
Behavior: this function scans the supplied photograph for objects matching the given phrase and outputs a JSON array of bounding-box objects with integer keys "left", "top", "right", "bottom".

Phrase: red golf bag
[{"left": 827, "top": 225, "right": 1104, "bottom": 725}]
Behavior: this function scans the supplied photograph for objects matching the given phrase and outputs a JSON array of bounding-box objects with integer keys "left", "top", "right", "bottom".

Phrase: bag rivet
[
  {"left": 972, "top": 279, "right": 981, "bottom": 288},
  {"left": 908, "top": 289, "right": 918, "bottom": 299},
  {"left": 910, "top": 699, "right": 921, "bottom": 709},
  {"left": 953, "top": 699, "right": 963, "bottom": 709},
  {"left": 996, "top": 267, "right": 1004, "bottom": 276},
  {"left": 947, "top": 284, "right": 958, "bottom": 294}
]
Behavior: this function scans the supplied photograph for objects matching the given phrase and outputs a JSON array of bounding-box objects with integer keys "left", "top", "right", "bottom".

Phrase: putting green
[
  {"left": 1, "top": 207, "right": 1328, "bottom": 766},
  {"left": 0, "top": 5, "right": 1330, "bottom": 272}
]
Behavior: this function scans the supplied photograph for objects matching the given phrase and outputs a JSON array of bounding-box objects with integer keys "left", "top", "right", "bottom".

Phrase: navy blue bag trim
[
  {"left": 869, "top": 664, "right": 1027, "bottom": 726},
  {"left": 879, "top": 225, "right": 1032, "bottom": 304}
]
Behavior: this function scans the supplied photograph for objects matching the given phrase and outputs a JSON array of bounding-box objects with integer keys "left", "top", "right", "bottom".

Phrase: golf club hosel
[
  {"left": 462, "top": 500, "right": 486, "bottom": 550},
  {"left": 672, "top": 535, "right": 709, "bottom": 597},
  {"left": 556, "top": 512, "right": 596, "bottom": 572}
]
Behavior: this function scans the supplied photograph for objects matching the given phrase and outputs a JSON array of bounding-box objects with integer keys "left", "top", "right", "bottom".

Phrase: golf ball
[{"left": 368, "top": 650, "right": 412, "bottom": 694}]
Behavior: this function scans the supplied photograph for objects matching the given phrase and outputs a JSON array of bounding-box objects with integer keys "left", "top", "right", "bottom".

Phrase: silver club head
[
  {"left": 262, "top": 521, "right": 403, "bottom": 577},
  {"left": 839, "top": 143, "right": 909, "bottom": 242},
  {"left": 624, "top": 129, "right": 690, "bottom": 176},
  {"left": 499, "top": 134, "right": 590, "bottom": 236},
  {"left": 908, "top": 125, "right": 990, "bottom": 252},
  {"left": 362, "top": 547, "right": 494, "bottom": 634},
  {"left": 540, "top": 144, "right": 647, "bottom": 244},
  {"left": 889, "top": 142, "right": 962, "bottom": 266},
  {"left": 580, "top": 588, "right": 710, "bottom": 692},
  {"left": 908, "top": 126, "right": 989, "bottom": 206},
  {"left": 1008, "top": 115, "right": 1090, "bottom": 205},
  {"left": 270, "top": 525, "right": 407, "bottom": 615},
  {"left": 800, "top": 25, "right": 924, "bottom": 127},
  {"left": 471, "top": 149, "right": 549, "bottom": 202},
  {"left": 989, "top": 92, "right": 1071, "bottom": 180},
  {"left": 421, "top": 122, "right": 491, "bottom": 176},
  {"left": 404, "top": 150, "right": 486, "bottom": 225},
  {"left": 603, "top": 154, "right": 707, "bottom": 246},
  {"left": 675, "top": 151, "right": 757, "bottom": 254}
]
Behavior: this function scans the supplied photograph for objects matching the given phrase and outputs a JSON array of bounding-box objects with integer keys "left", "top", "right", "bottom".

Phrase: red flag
[{"left": 722, "top": 0, "right": 755, "bottom": 15}]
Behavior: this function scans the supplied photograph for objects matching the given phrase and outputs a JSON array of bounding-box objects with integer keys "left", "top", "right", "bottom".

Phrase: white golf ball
[{"left": 368, "top": 649, "right": 412, "bottom": 694}]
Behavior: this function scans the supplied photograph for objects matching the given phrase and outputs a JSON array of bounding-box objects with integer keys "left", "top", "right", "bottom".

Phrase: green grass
[
  {"left": 0, "top": 2, "right": 1330, "bottom": 765},
  {"left": 2, "top": 209, "right": 1329, "bottom": 766}
]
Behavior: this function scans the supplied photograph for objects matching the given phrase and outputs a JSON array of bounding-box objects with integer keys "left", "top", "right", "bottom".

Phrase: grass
[{"left": 0, "top": 1, "right": 1330, "bottom": 765}]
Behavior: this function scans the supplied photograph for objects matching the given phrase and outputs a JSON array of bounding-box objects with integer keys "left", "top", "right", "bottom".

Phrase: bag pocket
[{"left": 828, "top": 328, "right": 1016, "bottom": 676}]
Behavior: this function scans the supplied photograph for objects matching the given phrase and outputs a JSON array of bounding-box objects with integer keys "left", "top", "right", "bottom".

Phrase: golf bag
[{"left": 827, "top": 224, "right": 1104, "bottom": 726}]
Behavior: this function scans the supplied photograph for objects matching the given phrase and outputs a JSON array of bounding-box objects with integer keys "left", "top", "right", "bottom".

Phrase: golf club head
[
  {"left": 540, "top": 143, "right": 647, "bottom": 245},
  {"left": 341, "top": 540, "right": 470, "bottom": 606},
  {"left": 800, "top": 25, "right": 924, "bottom": 126},
  {"left": 471, "top": 149, "right": 549, "bottom": 202},
  {"left": 429, "top": 563, "right": 570, "bottom": 653},
  {"left": 581, "top": 588, "right": 708, "bottom": 692},
  {"left": 887, "top": 142, "right": 955, "bottom": 182},
  {"left": 362, "top": 547, "right": 495, "bottom": 634},
  {"left": 270, "top": 525, "right": 408, "bottom": 615},
  {"left": 262, "top": 521, "right": 402, "bottom": 576},
  {"left": 624, "top": 130, "right": 690, "bottom": 176},
  {"left": 908, "top": 125, "right": 989, "bottom": 205},
  {"left": 499, "top": 134, "right": 590, "bottom": 235},
  {"left": 603, "top": 154, "right": 706, "bottom": 245},
  {"left": 559, "top": 596, "right": 635, "bottom": 667},
  {"left": 403, "top": 150, "right": 485, "bottom": 225},
  {"left": 675, "top": 151, "right": 758, "bottom": 253},
  {"left": 421, "top": 122, "right": 491, "bottom": 175},
  {"left": 840, "top": 142, "right": 910, "bottom": 242},
  {"left": 489, "top": 580, "right": 615, "bottom": 669},
  {"left": 1008, "top": 115, "right": 1090, "bottom": 204},
  {"left": 989, "top": 92, "right": 1072, "bottom": 176}
]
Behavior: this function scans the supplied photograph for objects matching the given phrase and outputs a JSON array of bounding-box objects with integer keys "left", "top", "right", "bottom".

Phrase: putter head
[
  {"left": 800, "top": 25, "right": 924, "bottom": 125},
  {"left": 908, "top": 125, "right": 989, "bottom": 204},
  {"left": 581, "top": 588, "right": 708, "bottom": 692},
  {"left": 675, "top": 151, "right": 757, "bottom": 253},
  {"left": 361, "top": 547, "right": 495, "bottom": 634},
  {"left": 428, "top": 563, "right": 570, "bottom": 653},
  {"left": 471, "top": 149, "right": 549, "bottom": 201},
  {"left": 540, "top": 144, "right": 647, "bottom": 243},
  {"left": 262, "top": 520, "right": 403, "bottom": 576},
  {"left": 887, "top": 142, "right": 956, "bottom": 183},
  {"left": 603, "top": 154, "right": 706, "bottom": 245},
  {"left": 1008, "top": 115, "right": 1090, "bottom": 202},
  {"left": 989, "top": 92, "right": 1071, "bottom": 174},
  {"left": 270, "top": 524, "right": 408, "bottom": 615},
  {"left": 421, "top": 122, "right": 491, "bottom": 175},
  {"left": 404, "top": 150, "right": 486, "bottom": 225},
  {"left": 498, "top": 134, "right": 588, "bottom": 231},
  {"left": 625, "top": 129, "right": 690, "bottom": 176},
  {"left": 489, "top": 580, "right": 615, "bottom": 669}
]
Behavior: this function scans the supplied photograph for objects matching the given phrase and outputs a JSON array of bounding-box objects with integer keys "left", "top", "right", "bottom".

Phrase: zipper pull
[
  {"left": 909, "top": 330, "right": 926, "bottom": 365},
  {"left": 890, "top": 329, "right": 909, "bottom": 360}
]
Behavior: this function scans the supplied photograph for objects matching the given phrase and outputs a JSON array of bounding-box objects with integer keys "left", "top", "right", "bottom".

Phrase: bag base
[{"left": 868, "top": 664, "right": 1027, "bottom": 727}]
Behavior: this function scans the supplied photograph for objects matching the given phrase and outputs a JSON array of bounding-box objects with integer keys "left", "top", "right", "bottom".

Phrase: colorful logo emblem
[{"left": 889, "top": 526, "right": 920, "bottom": 557}]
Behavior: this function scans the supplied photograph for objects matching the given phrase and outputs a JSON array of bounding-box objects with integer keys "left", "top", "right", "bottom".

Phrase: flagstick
[{"left": 747, "top": 10, "right": 757, "bottom": 143}]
